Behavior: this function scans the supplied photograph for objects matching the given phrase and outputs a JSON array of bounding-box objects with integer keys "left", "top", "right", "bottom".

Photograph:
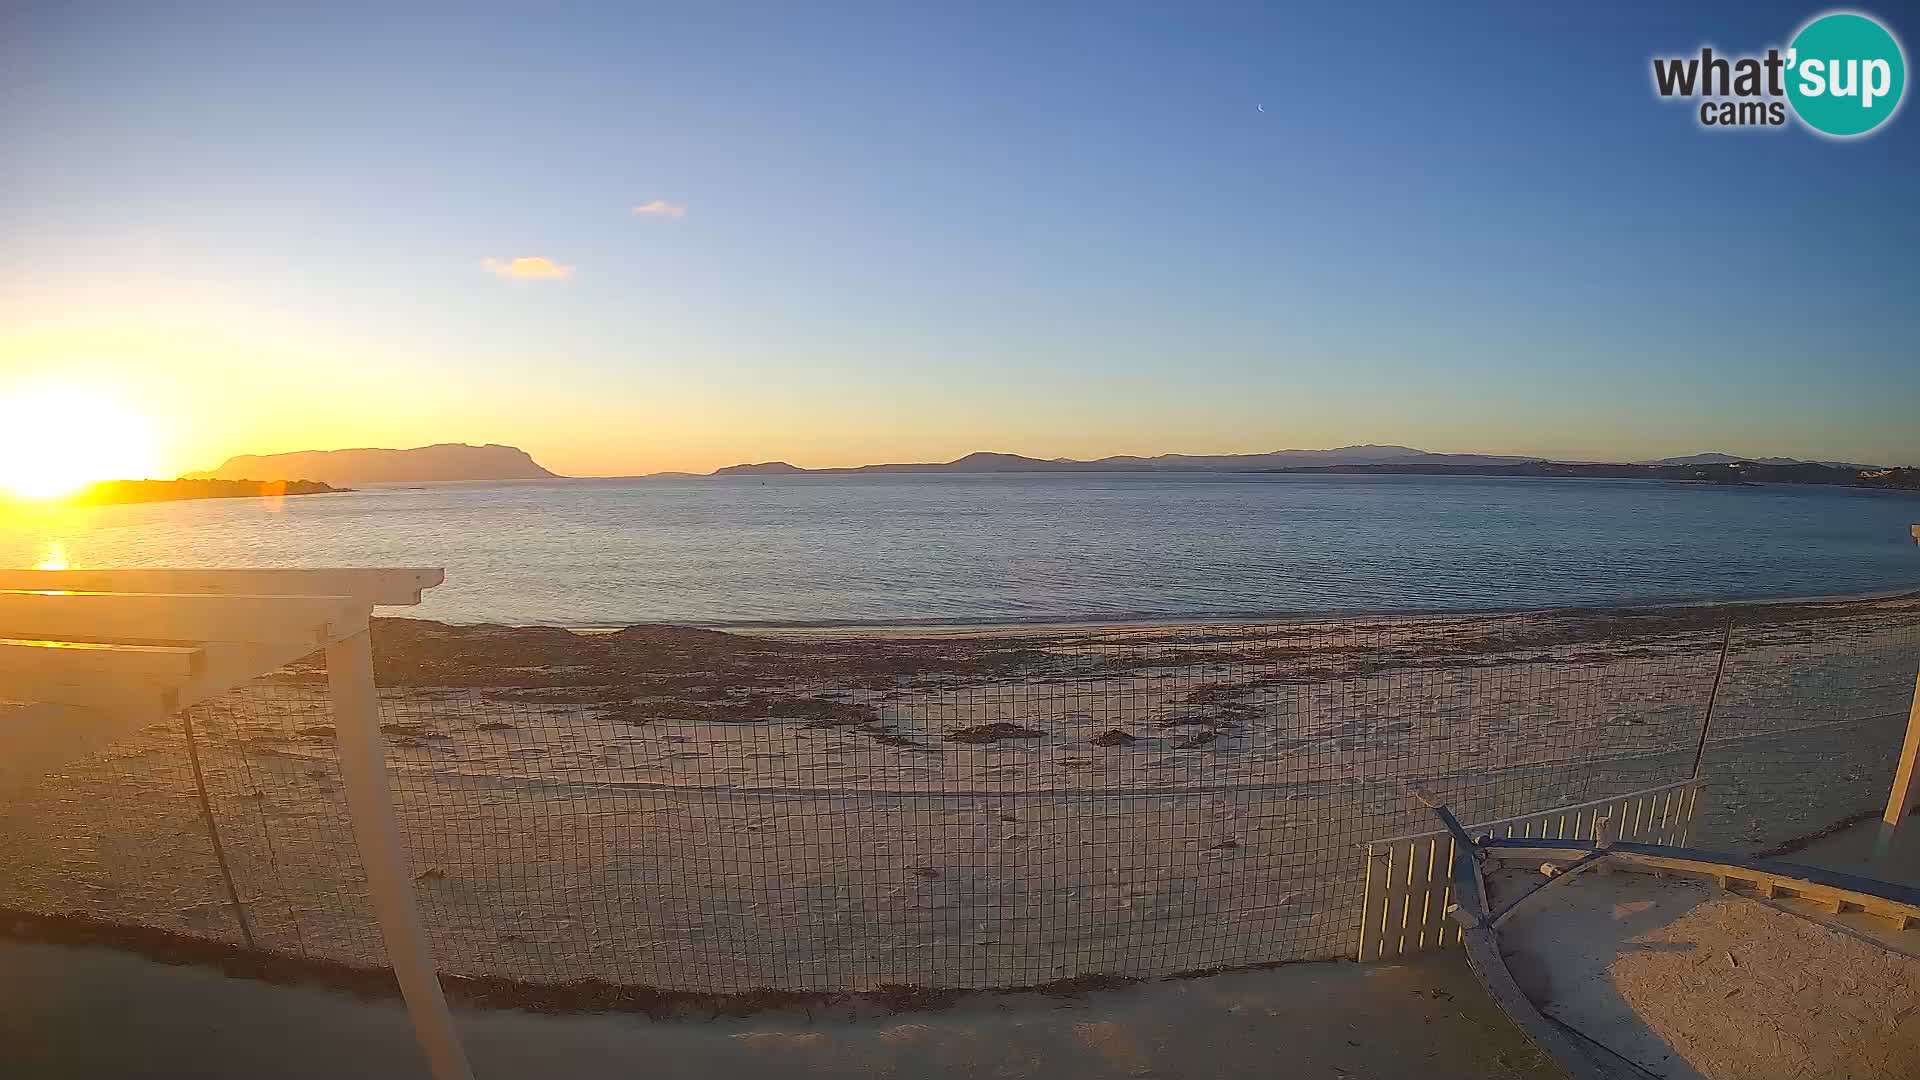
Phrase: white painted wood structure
[
  {"left": 1884, "top": 524, "right": 1920, "bottom": 832},
  {"left": 0, "top": 568, "right": 471, "bottom": 1080},
  {"left": 1884, "top": 666, "right": 1920, "bottom": 827}
]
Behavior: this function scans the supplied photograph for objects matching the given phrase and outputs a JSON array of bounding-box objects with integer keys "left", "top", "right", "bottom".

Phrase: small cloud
[
  {"left": 632, "top": 200, "right": 687, "bottom": 219},
  {"left": 482, "top": 256, "right": 574, "bottom": 280}
]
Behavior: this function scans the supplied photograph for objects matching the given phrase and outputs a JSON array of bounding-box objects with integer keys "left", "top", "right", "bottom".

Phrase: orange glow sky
[{"left": 5, "top": 290, "right": 1915, "bottom": 480}]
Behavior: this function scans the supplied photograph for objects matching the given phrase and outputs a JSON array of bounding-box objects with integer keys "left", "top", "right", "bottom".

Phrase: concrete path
[{"left": 0, "top": 941, "right": 1556, "bottom": 1079}]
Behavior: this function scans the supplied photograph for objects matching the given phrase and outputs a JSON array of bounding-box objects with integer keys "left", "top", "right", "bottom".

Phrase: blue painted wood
[
  {"left": 1423, "top": 805, "right": 1630, "bottom": 1079},
  {"left": 1429, "top": 805, "right": 1487, "bottom": 920},
  {"left": 1432, "top": 803, "right": 1477, "bottom": 851},
  {"left": 1482, "top": 837, "right": 1920, "bottom": 908}
]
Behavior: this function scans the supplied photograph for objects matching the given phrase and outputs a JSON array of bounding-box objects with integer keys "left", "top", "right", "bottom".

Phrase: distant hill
[
  {"left": 713, "top": 445, "right": 1539, "bottom": 476},
  {"left": 714, "top": 461, "right": 810, "bottom": 475},
  {"left": 1641, "top": 452, "right": 1884, "bottom": 471},
  {"left": 186, "top": 443, "right": 559, "bottom": 485}
]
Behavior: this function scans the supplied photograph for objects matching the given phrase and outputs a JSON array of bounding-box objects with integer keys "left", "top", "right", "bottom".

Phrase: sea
[{"left": 3, "top": 473, "right": 1918, "bottom": 627}]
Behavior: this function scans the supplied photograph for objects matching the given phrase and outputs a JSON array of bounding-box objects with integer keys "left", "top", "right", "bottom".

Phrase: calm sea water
[{"left": 3, "top": 474, "right": 1918, "bottom": 626}]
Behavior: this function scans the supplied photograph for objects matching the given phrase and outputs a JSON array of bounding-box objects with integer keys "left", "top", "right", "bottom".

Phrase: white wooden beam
[
  {"left": 1488, "top": 842, "right": 1920, "bottom": 927},
  {"left": 1885, "top": 670, "right": 1920, "bottom": 828},
  {"left": 0, "top": 590, "right": 367, "bottom": 647},
  {"left": 0, "top": 639, "right": 341, "bottom": 784},
  {"left": 173, "top": 639, "right": 329, "bottom": 712},
  {"left": 0, "top": 568, "right": 443, "bottom": 607},
  {"left": 0, "top": 638, "right": 205, "bottom": 680},
  {"left": 328, "top": 629, "right": 473, "bottom": 1080}
]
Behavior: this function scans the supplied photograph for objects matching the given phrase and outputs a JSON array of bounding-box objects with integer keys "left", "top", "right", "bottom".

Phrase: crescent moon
[{"left": 1257, "top": 104, "right": 1265, "bottom": 113}]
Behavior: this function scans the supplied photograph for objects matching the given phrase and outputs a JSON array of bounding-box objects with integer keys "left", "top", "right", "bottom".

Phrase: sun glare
[
  {"left": 0, "top": 384, "right": 163, "bottom": 499},
  {"left": 34, "top": 541, "right": 71, "bottom": 571}
]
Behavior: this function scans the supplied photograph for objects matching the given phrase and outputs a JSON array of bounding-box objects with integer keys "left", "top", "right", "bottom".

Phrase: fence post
[
  {"left": 328, "top": 628, "right": 474, "bottom": 1080},
  {"left": 1689, "top": 610, "right": 1735, "bottom": 779}
]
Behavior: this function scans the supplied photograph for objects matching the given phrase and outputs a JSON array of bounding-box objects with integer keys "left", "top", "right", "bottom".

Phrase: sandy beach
[{"left": 2, "top": 595, "right": 1917, "bottom": 999}]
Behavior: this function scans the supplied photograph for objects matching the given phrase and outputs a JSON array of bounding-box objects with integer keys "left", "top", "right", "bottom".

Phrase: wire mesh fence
[
  {"left": 1688, "top": 600, "right": 1920, "bottom": 852},
  {"left": 1, "top": 594, "right": 1915, "bottom": 999}
]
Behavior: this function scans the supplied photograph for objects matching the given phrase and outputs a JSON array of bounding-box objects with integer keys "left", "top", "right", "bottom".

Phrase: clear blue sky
[{"left": 3, "top": 1, "right": 1916, "bottom": 475}]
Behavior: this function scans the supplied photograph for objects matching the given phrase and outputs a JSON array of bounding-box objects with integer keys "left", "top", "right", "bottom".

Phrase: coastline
[
  {"left": 0, "top": 479, "right": 349, "bottom": 510},
  {"left": 520, "top": 584, "right": 1920, "bottom": 637}
]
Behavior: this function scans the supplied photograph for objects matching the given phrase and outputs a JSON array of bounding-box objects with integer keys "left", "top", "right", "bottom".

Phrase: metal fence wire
[{"left": 1, "top": 594, "right": 1916, "bottom": 997}]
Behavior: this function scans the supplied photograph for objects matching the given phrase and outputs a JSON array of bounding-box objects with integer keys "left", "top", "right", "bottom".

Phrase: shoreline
[{"left": 473, "top": 584, "right": 1920, "bottom": 637}]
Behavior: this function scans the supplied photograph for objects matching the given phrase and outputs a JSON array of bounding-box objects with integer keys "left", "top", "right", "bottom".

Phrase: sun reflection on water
[{"left": 33, "top": 541, "right": 70, "bottom": 571}]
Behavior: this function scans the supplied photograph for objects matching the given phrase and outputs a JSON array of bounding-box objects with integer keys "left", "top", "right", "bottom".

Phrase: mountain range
[
  {"left": 712, "top": 446, "right": 1897, "bottom": 476},
  {"left": 1637, "top": 452, "right": 1882, "bottom": 471},
  {"left": 713, "top": 445, "right": 1542, "bottom": 475},
  {"left": 179, "top": 442, "right": 1905, "bottom": 486},
  {"left": 1257, "top": 459, "right": 1918, "bottom": 490}
]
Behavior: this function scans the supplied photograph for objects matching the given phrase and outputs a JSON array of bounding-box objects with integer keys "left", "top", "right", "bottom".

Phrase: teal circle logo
[{"left": 1786, "top": 12, "right": 1907, "bottom": 137}]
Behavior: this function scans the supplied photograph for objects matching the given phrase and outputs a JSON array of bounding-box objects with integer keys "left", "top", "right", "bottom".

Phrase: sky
[{"left": 2, "top": 1, "right": 1917, "bottom": 477}]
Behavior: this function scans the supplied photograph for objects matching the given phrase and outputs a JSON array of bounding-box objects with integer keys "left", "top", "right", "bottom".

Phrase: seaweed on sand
[{"left": 947, "top": 722, "right": 1045, "bottom": 744}]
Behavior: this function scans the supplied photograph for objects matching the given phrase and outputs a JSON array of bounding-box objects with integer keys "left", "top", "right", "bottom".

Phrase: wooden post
[
  {"left": 328, "top": 628, "right": 473, "bottom": 1080},
  {"left": 1881, "top": 526, "right": 1920, "bottom": 862},
  {"left": 1883, "top": 670, "right": 1920, "bottom": 829}
]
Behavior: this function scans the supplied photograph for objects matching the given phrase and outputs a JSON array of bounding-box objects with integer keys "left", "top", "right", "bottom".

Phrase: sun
[{"left": 0, "top": 383, "right": 163, "bottom": 499}]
